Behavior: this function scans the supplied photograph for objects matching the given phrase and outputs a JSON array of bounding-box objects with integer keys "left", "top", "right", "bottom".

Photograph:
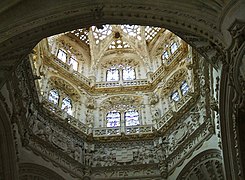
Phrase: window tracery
[
  {"left": 170, "top": 81, "right": 190, "bottom": 102},
  {"left": 105, "top": 65, "right": 136, "bottom": 82},
  {"left": 70, "top": 28, "right": 89, "bottom": 45},
  {"left": 69, "top": 57, "right": 78, "bottom": 71},
  {"left": 108, "top": 37, "right": 130, "bottom": 49},
  {"left": 125, "top": 109, "right": 139, "bottom": 126},
  {"left": 57, "top": 49, "right": 79, "bottom": 71},
  {"left": 106, "top": 111, "right": 121, "bottom": 127},
  {"left": 122, "top": 66, "right": 136, "bottom": 80},
  {"left": 92, "top": 25, "right": 112, "bottom": 44},
  {"left": 61, "top": 97, "right": 72, "bottom": 115},
  {"left": 121, "top": 25, "right": 141, "bottom": 40},
  {"left": 171, "top": 90, "right": 180, "bottom": 102},
  {"left": 162, "top": 51, "right": 169, "bottom": 60},
  {"left": 145, "top": 26, "right": 161, "bottom": 43},
  {"left": 106, "top": 67, "right": 120, "bottom": 81},
  {"left": 170, "top": 42, "right": 179, "bottom": 54},
  {"left": 32, "top": 24, "right": 193, "bottom": 139},
  {"left": 180, "top": 81, "right": 189, "bottom": 96},
  {"left": 57, "top": 49, "right": 67, "bottom": 63},
  {"left": 48, "top": 89, "right": 59, "bottom": 105},
  {"left": 161, "top": 41, "right": 180, "bottom": 64}
]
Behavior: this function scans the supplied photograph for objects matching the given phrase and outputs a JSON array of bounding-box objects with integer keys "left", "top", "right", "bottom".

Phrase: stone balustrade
[
  {"left": 125, "top": 125, "right": 153, "bottom": 135},
  {"left": 93, "top": 127, "right": 121, "bottom": 137},
  {"left": 41, "top": 98, "right": 89, "bottom": 135}
]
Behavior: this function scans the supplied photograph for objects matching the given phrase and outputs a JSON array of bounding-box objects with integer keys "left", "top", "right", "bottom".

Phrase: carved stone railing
[
  {"left": 44, "top": 53, "right": 91, "bottom": 87},
  {"left": 52, "top": 55, "right": 70, "bottom": 71},
  {"left": 43, "top": 49, "right": 188, "bottom": 92},
  {"left": 72, "top": 71, "right": 91, "bottom": 86},
  {"left": 67, "top": 115, "right": 88, "bottom": 135},
  {"left": 95, "top": 79, "right": 149, "bottom": 88},
  {"left": 174, "top": 93, "right": 192, "bottom": 111},
  {"left": 93, "top": 124, "right": 154, "bottom": 137},
  {"left": 151, "top": 65, "right": 165, "bottom": 81},
  {"left": 125, "top": 125, "right": 153, "bottom": 135},
  {"left": 156, "top": 110, "right": 174, "bottom": 129},
  {"left": 42, "top": 98, "right": 65, "bottom": 118},
  {"left": 151, "top": 44, "right": 187, "bottom": 82},
  {"left": 95, "top": 81, "right": 120, "bottom": 88},
  {"left": 41, "top": 98, "right": 89, "bottom": 135},
  {"left": 93, "top": 127, "right": 121, "bottom": 137},
  {"left": 166, "top": 45, "right": 184, "bottom": 64},
  {"left": 123, "top": 79, "right": 148, "bottom": 86},
  {"left": 156, "top": 93, "right": 194, "bottom": 130}
]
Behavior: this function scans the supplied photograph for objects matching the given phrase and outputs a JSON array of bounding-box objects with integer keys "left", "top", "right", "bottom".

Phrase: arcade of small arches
[
  {"left": 32, "top": 24, "right": 194, "bottom": 136},
  {"left": 0, "top": 1, "right": 244, "bottom": 180}
]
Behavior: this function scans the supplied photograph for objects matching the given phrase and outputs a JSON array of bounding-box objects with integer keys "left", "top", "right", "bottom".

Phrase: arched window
[
  {"left": 106, "top": 111, "right": 121, "bottom": 127},
  {"left": 61, "top": 97, "right": 72, "bottom": 115},
  {"left": 171, "top": 90, "right": 180, "bottom": 102},
  {"left": 170, "top": 42, "right": 178, "bottom": 54},
  {"left": 106, "top": 67, "right": 119, "bottom": 81},
  {"left": 48, "top": 89, "right": 59, "bottom": 105},
  {"left": 57, "top": 49, "right": 67, "bottom": 63},
  {"left": 180, "top": 81, "right": 189, "bottom": 96},
  {"left": 123, "top": 66, "right": 136, "bottom": 80},
  {"left": 125, "top": 109, "right": 139, "bottom": 126},
  {"left": 69, "top": 57, "right": 78, "bottom": 71},
  {"left": 162, "top": 51, "right": 169, "bottom": 60}
]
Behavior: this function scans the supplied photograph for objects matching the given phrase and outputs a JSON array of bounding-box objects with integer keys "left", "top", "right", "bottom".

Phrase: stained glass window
[
  {"left": 106, "top": 67, "right": 119, "bottom": 81},
  {"left": 123, "top": 66, "right": 136, "bottom": 80},
  {"left": 171, "top": 90, "right": 180, "bottom": 102},
  {"left": 180, "top": 81, "right": 189, "bottom": 96},
  {"left": 162, "top": 51, "right": 169, "bottom": 60},
  {"left": 170, "top": 42, "right": 178, "bottom": 54},
  {"left": 61, "top": 97, "right": 72, "bottom": 115},
  {"left": 69, "top": 57, "right": 78, "bottom": 71},
  {"left": 106, "top": 111, "right": 121, "bottom": 127},
  {"left": 57, "top": 49, "right": 67, "bottom": 63},
  {"left": 125, "top": 110, "right": 139, "bottom": 126},
  {"left": 48, "top": 89, "right": 59, "bottom": 105}
]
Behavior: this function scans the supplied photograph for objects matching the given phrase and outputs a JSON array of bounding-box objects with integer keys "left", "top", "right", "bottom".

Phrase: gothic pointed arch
[
  {"left": 176, "top": 149, "right": 224, "bottom": 180},
  {"left": 0, "top": 97, "right": 18, "bottom": 179}
]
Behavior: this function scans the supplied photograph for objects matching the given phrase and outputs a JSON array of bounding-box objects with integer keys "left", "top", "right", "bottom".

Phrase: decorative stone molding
[
  {"left": 176, "top": 149, "right": 224, "bottom": 180},
  {"left": 1, "top": 2, "right": 242, "bottom": 178},
  {"left": 6, "top": 49, "right": 218, "bottom": 178},
  {"left": 220, "top": 19, "right": 245, "bottom": 180}
]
